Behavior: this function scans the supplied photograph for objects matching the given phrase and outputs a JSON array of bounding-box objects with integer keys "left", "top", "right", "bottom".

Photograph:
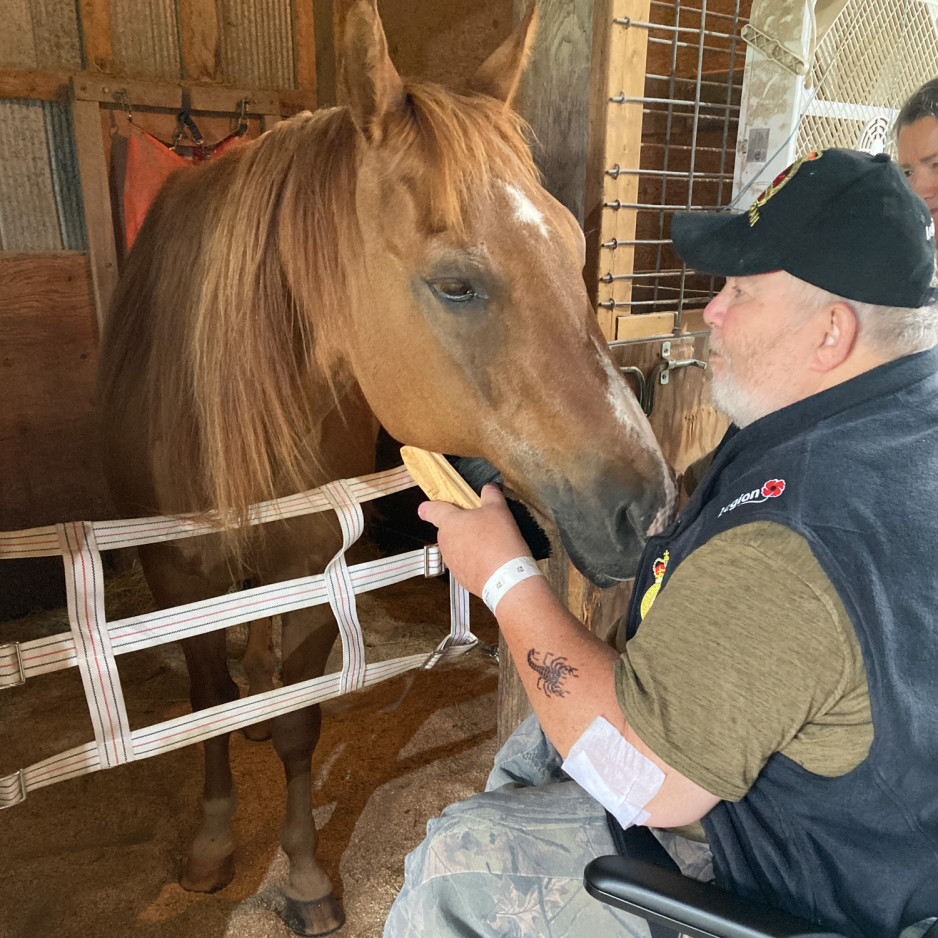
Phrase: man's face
[
  {"left": 897, "top": 115, "right": 938, "bottom": 227},
  {"left": 703, "top": 271, "right": 823, "bottom": 427}
]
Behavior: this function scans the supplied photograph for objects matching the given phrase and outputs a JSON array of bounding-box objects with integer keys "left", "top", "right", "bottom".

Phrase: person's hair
[
  {"left": 789, "top": 275, "right": 938, "bottom": 358},
  {"left": 896, "top": 77, "right": 938, "bottom": 132}
]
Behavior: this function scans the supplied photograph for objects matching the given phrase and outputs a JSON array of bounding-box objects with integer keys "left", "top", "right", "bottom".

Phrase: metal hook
[{"left": 115, "top": 88, "right": 132, "bottom": 122}]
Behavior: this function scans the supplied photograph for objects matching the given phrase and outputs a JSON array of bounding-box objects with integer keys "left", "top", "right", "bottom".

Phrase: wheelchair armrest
[{"left": 584, "top": 854, "right": 847, "bottom": 938}]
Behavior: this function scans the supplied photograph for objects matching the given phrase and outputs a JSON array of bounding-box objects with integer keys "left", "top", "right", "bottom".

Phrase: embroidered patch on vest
[
  {"left": 639, "top": 549, "right": 670, "bottom": 620},
  {"left": 718, "top": 478, "right": 786, "bottom": 517}
]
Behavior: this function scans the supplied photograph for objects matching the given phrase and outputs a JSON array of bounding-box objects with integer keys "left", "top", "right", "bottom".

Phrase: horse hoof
[
  {"left": 179, "top": 853, "right": 235, "bottom": 893},
  {"left": 281, "top": 893, "right": 345, "bottom": 936},
  {"left": 242, "top": 719, "right": 272, "bottom": 741}
]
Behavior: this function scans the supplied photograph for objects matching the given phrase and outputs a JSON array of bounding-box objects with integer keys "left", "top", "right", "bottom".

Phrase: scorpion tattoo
[{"left": 526, "top": 649, "right": 579, "bottom": 699}]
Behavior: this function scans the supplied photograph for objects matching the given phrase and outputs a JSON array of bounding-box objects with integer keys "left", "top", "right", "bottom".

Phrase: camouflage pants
[{"left": 383, "top": 715, "right": 711, "bottom": 938}]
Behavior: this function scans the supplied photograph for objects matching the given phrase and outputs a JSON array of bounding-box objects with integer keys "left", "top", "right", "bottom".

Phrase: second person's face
[{"left": 897, "top": 115, "right": 938, "bottom": 225}]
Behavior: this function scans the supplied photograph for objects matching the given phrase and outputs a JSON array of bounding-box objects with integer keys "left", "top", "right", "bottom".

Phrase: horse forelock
[{"left": 379, "top": 81, "right": 540, "bottom": 235}]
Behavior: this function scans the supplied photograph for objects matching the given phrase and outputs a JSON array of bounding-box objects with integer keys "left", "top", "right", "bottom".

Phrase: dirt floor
[{"left": 0, "top": 567, "right": 503, "bottom": 938}]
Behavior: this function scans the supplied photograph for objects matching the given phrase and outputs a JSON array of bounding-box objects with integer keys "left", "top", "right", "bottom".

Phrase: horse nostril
[{"left": 617, "top": 494, "right": 664, "bottom": 551}]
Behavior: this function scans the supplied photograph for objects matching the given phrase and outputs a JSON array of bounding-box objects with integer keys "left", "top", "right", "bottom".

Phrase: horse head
[{"left": 325, "top": 0, "right": 676, "bottom": 583}]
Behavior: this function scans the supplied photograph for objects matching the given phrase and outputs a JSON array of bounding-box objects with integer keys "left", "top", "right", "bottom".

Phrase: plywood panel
[
  {"left": 0, "top": 252, "right": 110, "bottom": 530},
  {"left": 611, "top": 334, "right": 727, "bottom": 473}
]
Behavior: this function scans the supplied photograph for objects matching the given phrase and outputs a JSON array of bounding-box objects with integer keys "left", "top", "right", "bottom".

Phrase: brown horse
[{"left": 96, "top": 1, "right": 675, "bottom": 933}]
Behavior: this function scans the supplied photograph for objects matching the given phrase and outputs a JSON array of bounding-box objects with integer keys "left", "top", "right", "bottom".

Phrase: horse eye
[{"left": 428, "top": 279, "right": 480, "bottom": 303}]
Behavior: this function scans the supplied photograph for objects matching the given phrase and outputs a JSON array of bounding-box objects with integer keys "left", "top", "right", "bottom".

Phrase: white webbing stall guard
[{"left": 0, "top": 464, "right": 477, "bottom": 809}]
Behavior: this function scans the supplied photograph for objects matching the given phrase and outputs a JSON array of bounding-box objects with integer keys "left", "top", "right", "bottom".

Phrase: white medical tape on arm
[
  {"left": 481, "top": 555, "right": 543, "bottom": 614},
  {"left": 562, "top": 715, "right": 665, "bottom": 829}
]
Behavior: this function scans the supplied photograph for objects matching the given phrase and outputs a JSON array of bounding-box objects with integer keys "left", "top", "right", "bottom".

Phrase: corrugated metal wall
[
  {"left": 110, "top": 0, "right": 183, "bottom": 80},
  {"left": 108, "top": 0, "right": 297, "bottom": 86},
  {"left": 0, "top": 0, "right": 83, "bottom": 70},
  {"left": 218, "top": 0, "right": 296, "bottom": 89},
  {"left": 0, "top": 100, "right": 86, "bottom": 251},
  {"left": 0, "top": 0, "right": 299, "bottom": 253}
]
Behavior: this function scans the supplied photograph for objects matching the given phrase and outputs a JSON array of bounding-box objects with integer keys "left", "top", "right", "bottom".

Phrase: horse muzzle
[{"left": 550, "top": 474, "right": 675, "bottom": 587}]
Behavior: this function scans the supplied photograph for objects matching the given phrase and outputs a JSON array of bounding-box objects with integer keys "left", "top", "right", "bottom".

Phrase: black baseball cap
[{"left": 671, "top": 148, "right": 936, "bottom": 309}]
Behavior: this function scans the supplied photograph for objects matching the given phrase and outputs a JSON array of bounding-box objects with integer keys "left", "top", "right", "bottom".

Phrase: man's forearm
[{"left": 491, "top": 574, "right": 626, "bottom": 758}]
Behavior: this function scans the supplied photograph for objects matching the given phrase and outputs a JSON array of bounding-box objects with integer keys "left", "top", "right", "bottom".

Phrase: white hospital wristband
[{"left": 481, "top": 556, "right": 543, "bottom": 614}]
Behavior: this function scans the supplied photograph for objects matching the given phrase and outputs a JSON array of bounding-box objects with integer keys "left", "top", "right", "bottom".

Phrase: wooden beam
[
  {"left": 0, "top": 69, "right": 71, "bottom": 101},
  {"left": 70, "top": 76, "right": 280, "bottom": 116},
  {"left": 616, "top": 311, "right": 675, "bottom": 340},
  {"left": 77, "top": 0, "right": 113, "bottom": 73},
  {"left": 69, "top": 83, "right": 118, "bottom": 334},
  {"left": 313, "top": 0, "right": 337, "bottom": 107},
  {"left": 295, "top": 0, "right": 318, "bottom": 97},
  {"left": 178, "top": 0, "right": 220, "bottom": 82}
]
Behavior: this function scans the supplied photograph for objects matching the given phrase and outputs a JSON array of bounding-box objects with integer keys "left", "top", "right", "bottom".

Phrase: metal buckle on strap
[
  {"left": 0, "top": 769, "right": 27, "bottom": 809},
  {"left": 0, "top": 642, "right": 26, "bottom": 688},
  {"left": 423, "top": 545, "right": 445, "bottom": 577}
]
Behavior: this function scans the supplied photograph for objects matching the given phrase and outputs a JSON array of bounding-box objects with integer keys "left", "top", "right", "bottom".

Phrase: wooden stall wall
[{"left": 0, "top": 0, "right": 317, "bottom": 618}]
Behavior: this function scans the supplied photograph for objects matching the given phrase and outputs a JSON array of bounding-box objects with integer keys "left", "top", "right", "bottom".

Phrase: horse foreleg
[
  {"left": 179, "top": 628, "right": 241, "bottom": 893},
  {"left": 275, "top": 609, "right": 344, "bottom": 936},
  {"left": 242, "top": 616, "right": 278, "bottom": 741}
]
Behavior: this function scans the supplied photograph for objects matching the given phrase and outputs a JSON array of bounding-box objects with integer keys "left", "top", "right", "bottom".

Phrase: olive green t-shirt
[{"left": 615, "top": 521, "right": 873, "bottom": 806}]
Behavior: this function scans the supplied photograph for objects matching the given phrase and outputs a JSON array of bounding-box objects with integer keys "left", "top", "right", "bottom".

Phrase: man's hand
[{"left": 418, "top": 485, "right": 532, "bottom": 596}]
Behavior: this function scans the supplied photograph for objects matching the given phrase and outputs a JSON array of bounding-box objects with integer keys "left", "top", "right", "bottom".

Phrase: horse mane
[{"left": 98, "top": 81, "right": 538, "bottom": 539}]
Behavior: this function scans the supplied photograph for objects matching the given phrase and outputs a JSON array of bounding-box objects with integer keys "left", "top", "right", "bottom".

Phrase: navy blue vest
[{"left": 625, "top": 347, "right": 938, "bottom": 937}]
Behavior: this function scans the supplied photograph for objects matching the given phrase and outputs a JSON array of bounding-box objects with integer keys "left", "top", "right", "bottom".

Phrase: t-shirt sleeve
[{"left": 615, "top": 522, "right": 858, "bottom": 801}]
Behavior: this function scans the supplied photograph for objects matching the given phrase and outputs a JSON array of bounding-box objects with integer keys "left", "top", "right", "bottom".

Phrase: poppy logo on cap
[{"left": 748, "top": 151, "right": 822, "bottom": 227}]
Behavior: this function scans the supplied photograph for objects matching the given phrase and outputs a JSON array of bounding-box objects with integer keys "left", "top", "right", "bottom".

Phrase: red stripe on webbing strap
[
  {"left": 0, "top": 640, "right": 480, "bottom": 807},
  {"left": 321, "top": 479, "right": 367, "bottom": 696},
  {"left": 0, "top": 548, "right": 440, "bottom": 687},
  {"left": 0, "top": 464, "right": 475, "bottom": 808},
  {"left": 86, "top": 465, "right": 418, "bottom": 552},
  {"left": 57, "top": 522, "right": 134, "bottom": 769}
]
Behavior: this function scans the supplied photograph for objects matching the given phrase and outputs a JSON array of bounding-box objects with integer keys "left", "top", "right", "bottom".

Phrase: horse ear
[
  {"left": 467, "top": 2, "right": 538, "bottom": 106},
  {"left": 338, "top": 0, "right": 405, "bottom": 141}
]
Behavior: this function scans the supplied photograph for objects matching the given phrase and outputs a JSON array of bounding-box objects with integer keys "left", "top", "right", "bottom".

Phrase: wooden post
[
  {"left": 77, "top": 0, "right": 112, "bottom": 72},
  {"left": 178, "top": 0, "right": 220, "bottom": 82},
  {"left": 295, "top": 0, "right": 318, "bottom": 99},
  {"left": 584, "top": 0, "right": 652, "bottom": 339},
  {"left": 512, "top": 0, "right": 594, "bottom": 223},
  {"left": 312, "top": 0, "right": 337, "bottom": 107},
  {"left": 70, "top": 86, "right": 118, "bottom": 335}
]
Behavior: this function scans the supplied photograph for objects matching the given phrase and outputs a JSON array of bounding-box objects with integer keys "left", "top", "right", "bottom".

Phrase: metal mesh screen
[{"left": 797, "top": 0, "right": 938, "bottom": 155}]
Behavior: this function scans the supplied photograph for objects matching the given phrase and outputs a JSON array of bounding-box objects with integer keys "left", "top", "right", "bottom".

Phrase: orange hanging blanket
[{"left": 122, "top": 123, "right": 246, "bottom": 251}]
